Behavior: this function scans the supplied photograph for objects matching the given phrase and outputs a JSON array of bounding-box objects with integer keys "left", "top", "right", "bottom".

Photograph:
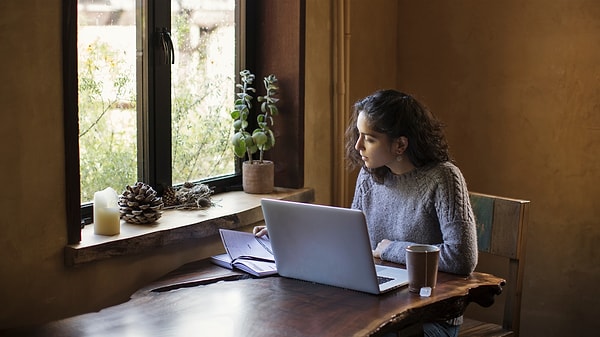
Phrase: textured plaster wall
[
  {"left": 394, "top": 1, "right": 599, "bottom": 336},
  {"left": 304, "top": 0, "right": 334, "bottom": 205}
]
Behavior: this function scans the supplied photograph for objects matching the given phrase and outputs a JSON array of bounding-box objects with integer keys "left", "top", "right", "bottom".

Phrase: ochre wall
[
  {"left": 393, "top": 1, "right": 599, "bottom": 336},
  {"left": 304, "top": 0, "right": 334, "bottom": 205}
]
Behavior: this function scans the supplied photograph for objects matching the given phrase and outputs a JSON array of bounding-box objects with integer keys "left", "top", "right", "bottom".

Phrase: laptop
[{"left": 261, "top": 198, "right": 409, "bottom": 295}]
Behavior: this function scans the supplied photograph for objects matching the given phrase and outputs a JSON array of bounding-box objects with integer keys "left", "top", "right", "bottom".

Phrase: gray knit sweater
[{"left": 351, "top": 162, "right": 478, "bottom": 275}]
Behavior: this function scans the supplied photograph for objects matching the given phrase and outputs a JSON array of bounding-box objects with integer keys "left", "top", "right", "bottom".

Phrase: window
[
  {"left": 76, "top": 0, "right": 239, "bottom": 219},
  {"left": 64, "top": 0, "right": 306, "bottom": 244}
]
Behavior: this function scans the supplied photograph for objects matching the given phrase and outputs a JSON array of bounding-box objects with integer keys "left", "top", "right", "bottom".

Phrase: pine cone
[
  {"left": 162, "top": 185, "right": 179, "bottom": 207},
  {"left": 175, "top": 182, "right": 214, "bottom": 209},
  {"left": 119, "top": 182, "right": 164, "bottom": 224}
]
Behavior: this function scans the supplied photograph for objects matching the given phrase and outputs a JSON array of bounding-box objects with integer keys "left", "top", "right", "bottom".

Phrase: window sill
[{"left": 65, "top": 187, "right": 315, "bottom": 267}]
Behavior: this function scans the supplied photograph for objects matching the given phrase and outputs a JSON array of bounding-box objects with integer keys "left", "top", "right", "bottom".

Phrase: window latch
[{"left": 158, "top": 27, "right": 175, "bottom": 65}]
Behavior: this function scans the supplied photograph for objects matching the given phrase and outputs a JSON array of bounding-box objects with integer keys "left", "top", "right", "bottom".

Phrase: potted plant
[{"left": 230, "top": 69, "right": 279, "bottom": 193}]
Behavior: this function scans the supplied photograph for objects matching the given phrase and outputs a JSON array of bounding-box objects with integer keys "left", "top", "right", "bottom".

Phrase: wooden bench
[{"left": 459, "top": 192, "right": 530, "bottom": 337}]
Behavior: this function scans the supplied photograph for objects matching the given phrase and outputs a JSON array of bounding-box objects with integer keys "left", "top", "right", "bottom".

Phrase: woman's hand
[
  {"left": 253, "top": 225, "right": 268, "bottom": 237},
  {"left": 372, "top": 239, "right": 391, "bottom": 259}
]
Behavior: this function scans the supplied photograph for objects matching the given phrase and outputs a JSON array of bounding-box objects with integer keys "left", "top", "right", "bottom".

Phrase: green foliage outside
[
  {"left": 79, "top": 12, "right": 235, "bottom": 203},
  {"left": 79, "top": 38, "right": 137, "bottom": 203},
  {"left": 170, "top": 13, "right": 235, "bottom": 185}
]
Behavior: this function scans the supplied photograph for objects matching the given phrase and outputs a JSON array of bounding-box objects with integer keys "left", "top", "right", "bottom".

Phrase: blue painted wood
[{"left": 470, "top": 194, "right": 494, "bottom": 253}]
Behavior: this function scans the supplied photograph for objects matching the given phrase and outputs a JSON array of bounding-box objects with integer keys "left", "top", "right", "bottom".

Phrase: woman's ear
[{"left": 394, "top": 136, "right": 409, "bottom": 155}]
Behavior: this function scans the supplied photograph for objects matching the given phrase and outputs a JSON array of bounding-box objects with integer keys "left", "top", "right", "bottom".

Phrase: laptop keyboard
[{"left": 377, "top": 276, "right": 394, "bottom": 285}]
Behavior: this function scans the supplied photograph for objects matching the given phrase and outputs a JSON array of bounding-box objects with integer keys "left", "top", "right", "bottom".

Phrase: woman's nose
[{"left": 354, "top": 138, "right": 362, "bottom": 151}]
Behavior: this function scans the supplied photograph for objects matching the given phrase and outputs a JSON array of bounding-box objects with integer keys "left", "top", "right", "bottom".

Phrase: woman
[
  {"left": 256, "top": 89, "right": 477, "bottom": 336},
  {"left": 347, "top": 89, "right": 477, "bottom": 336}
]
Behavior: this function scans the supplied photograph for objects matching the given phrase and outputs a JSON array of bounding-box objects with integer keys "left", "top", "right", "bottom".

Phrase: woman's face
[{"left": 354, "top": 111, "right": 399, "bottom": 170}]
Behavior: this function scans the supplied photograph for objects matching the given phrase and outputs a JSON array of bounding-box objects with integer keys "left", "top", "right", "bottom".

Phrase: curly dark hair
[{"left": 344, "top": 89, "right": 452, "bottom": 181}]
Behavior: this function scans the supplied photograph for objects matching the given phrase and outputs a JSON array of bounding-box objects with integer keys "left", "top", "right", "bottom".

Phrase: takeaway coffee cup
[{"left": 405, "top": 244, "right": 440, "bottom": 294}]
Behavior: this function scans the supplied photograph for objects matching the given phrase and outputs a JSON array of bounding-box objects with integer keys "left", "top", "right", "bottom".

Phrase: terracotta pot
[{"left": 242, "top": 160, "right": 274, "bottom": 194}]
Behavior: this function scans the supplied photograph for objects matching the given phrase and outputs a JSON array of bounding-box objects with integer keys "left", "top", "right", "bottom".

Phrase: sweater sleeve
[
  {"left": 380, "top": 164, "right": 478, "bottom": 275},
  {"left": 432, "top": 165, "right": 478, "bottom": 275}
]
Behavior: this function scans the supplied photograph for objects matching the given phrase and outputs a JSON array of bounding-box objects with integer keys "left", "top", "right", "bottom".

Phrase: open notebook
[
  {"left": 210, "top": 229, "right": 277, "bottom": 277},
  {"left": 261, "top": 198, "right": 409, "bottom": 294}
]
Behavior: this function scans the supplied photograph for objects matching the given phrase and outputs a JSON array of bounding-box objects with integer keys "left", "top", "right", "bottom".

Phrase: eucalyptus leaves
[{"left": 230, "top": 70, "right": 279, "bottom": 163}]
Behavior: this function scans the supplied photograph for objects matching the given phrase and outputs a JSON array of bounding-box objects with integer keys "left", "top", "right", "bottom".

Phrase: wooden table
[{"left": 3, "top": 259, "right": 505, "bottom": 337}]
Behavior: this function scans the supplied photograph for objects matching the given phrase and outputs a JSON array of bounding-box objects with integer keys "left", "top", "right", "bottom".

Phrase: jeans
[{"left": 423, "top": 321, "right": 460, "bottom": 337}]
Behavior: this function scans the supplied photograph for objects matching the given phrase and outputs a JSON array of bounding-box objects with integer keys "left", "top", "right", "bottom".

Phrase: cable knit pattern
[{"left": 351, "top": 162, "right": 478, "bottom": 275}]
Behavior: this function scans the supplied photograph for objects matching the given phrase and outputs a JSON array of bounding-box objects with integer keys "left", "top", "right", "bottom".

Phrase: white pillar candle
[{"left": 94, "top": 187, "right": 121, "bottom": 236}]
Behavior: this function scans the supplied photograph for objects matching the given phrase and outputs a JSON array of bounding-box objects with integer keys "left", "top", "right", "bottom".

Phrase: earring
[{"left": 396, "top": 155, "right": 403, "bottom": 162}]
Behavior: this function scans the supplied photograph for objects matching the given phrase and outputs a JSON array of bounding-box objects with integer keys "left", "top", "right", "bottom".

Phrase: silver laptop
[{"left": 261, "top": 198, "right": 409, "bottom": 295}]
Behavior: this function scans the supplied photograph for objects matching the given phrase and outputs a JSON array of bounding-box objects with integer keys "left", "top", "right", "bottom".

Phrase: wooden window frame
[{"left": 63, "top": 0, "right": 305, "bottom": 244}]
